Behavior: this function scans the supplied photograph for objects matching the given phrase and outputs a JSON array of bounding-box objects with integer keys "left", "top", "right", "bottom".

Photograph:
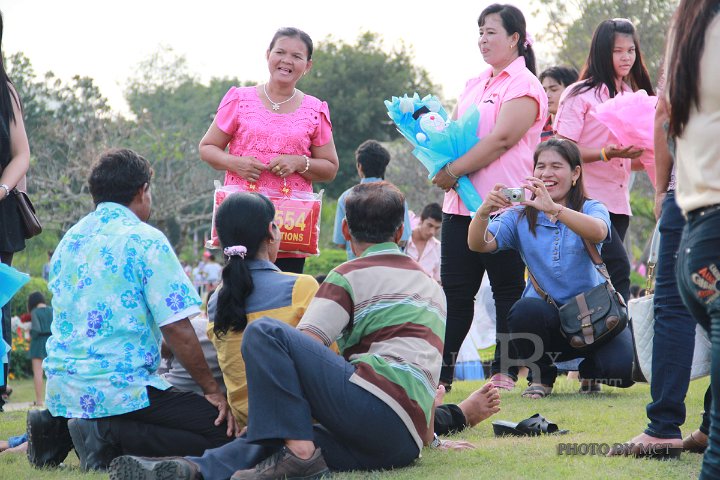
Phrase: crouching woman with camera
[{"left": 468, "top": 139, "right": 635, "bottom": 399}]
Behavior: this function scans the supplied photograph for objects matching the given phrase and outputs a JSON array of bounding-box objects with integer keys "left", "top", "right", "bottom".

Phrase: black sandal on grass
[{"left": 492, "top": 413, "right": 569, "bottom": 437}]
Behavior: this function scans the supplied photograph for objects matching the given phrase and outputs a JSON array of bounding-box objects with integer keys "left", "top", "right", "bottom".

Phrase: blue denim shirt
[
  {"left": 332, "top": 177, "right": 412, "bottom": 260},
  {"left": 488, "top": 200, "right": 611, "bottom": 305}
]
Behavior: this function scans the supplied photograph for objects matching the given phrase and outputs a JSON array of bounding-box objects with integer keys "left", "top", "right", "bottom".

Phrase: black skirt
[{"left": 0, "top": 193, "right": 26, "bottom": 253}]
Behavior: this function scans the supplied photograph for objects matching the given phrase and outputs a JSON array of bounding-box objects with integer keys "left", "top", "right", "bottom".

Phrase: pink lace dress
[{"left": 214, "top": 86, "right": 333, "bottom": 257}]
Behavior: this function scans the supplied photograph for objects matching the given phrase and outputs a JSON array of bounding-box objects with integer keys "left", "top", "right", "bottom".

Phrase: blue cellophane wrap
[
  {"left": 0, "top": 263, "right": 30, "bottom": 381},
  {"left": 385, "top": 93, "right": 483, "bottom": 214}
]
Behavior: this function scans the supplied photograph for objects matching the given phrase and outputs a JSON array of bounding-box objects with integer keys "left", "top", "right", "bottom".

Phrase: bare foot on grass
[
  {"left": 434, "top": 385, "right": 446, "bottom": 410},
  {"left": 458, "top": 383, "right": 501, "bottom": 427}
]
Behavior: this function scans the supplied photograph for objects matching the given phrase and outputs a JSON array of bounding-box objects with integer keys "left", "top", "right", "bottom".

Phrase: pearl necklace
[{"left": 263, "top": 83, "right": 297, "bottom": 111}]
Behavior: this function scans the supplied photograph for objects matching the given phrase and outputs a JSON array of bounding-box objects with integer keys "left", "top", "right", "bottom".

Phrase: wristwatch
[
  {"left": 430, "top": 433, "right": 442, "bottom": 449},
  {"left": 0, "top": 184, "right": 10, "bottom": 199}
]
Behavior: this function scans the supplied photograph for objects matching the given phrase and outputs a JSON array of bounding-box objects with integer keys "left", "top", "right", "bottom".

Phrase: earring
[
  {"left": 510, "top": 44, "right": 514, "bottom": 49},
  {"left": 572, "top": 179, "right": 577, "bottom": 187}
]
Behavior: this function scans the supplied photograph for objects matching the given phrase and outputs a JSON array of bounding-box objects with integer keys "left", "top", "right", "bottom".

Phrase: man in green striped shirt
[{"left": 110, "top": 182, "right": 480, "bottom": 480}]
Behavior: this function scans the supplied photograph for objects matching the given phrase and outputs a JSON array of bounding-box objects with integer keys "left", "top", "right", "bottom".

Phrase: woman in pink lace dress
[{"left": 200, "top": 27, "right": 339, "bottom": 274}]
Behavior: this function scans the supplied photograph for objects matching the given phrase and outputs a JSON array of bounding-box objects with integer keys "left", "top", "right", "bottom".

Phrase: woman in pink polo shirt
[
  {"left": 432, "top": 3, "right": 548, "bottom": 393},
  {"left": 554, "top": 19, "right": 654, "bottom": 304}
]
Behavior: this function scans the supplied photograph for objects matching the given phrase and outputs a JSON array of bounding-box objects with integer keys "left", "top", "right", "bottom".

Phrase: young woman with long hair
[
  {"left": 0, "top": 9, "right": 31, "bottom": 411},
  {"left": 554, "top": 19, "right": 655, "bottom": 306},
  {"left": 208, "top": 192, "right": 319, "bottom": 427}
]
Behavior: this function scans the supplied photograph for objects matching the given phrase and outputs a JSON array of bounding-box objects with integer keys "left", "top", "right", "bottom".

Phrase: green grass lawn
[{"left": 1, "top": 377, "right": 707, "bottom": 479}]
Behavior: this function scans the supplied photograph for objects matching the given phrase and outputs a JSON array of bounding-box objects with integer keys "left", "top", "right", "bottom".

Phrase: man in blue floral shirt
[{"left": 28, "top": 149, "right": 235, "bottom": 471}]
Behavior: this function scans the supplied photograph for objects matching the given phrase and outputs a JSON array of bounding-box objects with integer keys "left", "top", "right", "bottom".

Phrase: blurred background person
[
  {"left": 28, "top": 291, "right": 52, "bottom": 406},
  {"left": 539, "top": 66, "right": 578, "bottom": 141},
  {"left": 405, "top": 202, "right": 442, "bottom": 283},
  {"left": 333, "top": 139, "right": 411, "bottom": 260}
]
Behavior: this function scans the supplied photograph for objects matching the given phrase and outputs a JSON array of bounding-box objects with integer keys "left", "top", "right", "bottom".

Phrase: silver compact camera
[{"left": 501, "top": 187, "right": 525, "bottom": 202}]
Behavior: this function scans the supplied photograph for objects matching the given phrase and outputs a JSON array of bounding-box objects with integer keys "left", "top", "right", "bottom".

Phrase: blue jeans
[
  {"left": 189, "top": 318, "right": 419, "bottom": 480},
  {"left": 645, "top": 192, "right": 697, "bottom": 439},
  {"left": 8, "top": 433, "right": 27, "bottom": 448},
  {"left": 506, "top": 298, "right": 635, "bottom": 388},
  {"left": 676, "top": 205, "right": 720, "bottom": 479}
]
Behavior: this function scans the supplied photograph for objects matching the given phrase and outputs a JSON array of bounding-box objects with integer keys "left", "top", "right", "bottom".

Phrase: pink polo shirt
[
  {"left": 443, "top": 56, "right": 548, "bottom": 216},
  {"left": 554, "top": 81, "right": 633, "bottom": 216}
]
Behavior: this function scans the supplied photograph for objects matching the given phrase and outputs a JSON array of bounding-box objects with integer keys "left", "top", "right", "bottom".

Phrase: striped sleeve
[{"left": 297, "top": 270, "right": 352, "bottom": 346}]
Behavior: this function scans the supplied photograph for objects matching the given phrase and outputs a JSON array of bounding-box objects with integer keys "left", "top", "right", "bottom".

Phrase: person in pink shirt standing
[
  {"left": 199, "top": 27, "right": 339, "bottom": 274},
  {"left": 554, "top": 19, "right": 655, "bottom": 306},
  {"left": 431, "top": 3, "right": 548, "bottom": 393},
  {"left": 405, "top": 203, "right": 442, "bottom": 283}
]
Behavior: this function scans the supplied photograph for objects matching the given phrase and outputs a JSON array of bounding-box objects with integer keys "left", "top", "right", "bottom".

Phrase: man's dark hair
[
  {"left": 539, "top": 66, "right": 579, "bottom": 88},
  {"left": 345, "top": 182, "right": 404, "bottom": 244},
  {"left": 88, "top": 149, "right": 153, "bottom": 206},
  {"left": 355, "top": 139, "right": 391, "bottom": 179},
  {"left": 420, "top": 203, "right": 442, "bottom": 222}
]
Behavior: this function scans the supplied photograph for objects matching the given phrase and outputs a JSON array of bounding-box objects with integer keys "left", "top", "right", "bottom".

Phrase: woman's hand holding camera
[{"left": 476, "top": 184, "right": 512, "bottom": 219}]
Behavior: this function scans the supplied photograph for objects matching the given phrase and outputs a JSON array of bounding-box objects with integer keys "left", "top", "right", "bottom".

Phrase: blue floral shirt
[{"left": 44, "top": 203, "right": 201, "bottom": 418}]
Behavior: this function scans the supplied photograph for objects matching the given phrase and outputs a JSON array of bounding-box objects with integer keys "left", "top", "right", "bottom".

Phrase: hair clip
[{"left": 223, "top": 245, "right": 247, "bottom": 258}]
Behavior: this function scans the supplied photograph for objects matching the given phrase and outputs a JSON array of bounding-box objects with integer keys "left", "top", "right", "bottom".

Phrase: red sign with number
[{"left": 209, "top": 185, "right": 322, "bottom": 256}]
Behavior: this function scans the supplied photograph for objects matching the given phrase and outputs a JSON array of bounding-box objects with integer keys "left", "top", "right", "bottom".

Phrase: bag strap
[
  {"left": 527, "top": 269, "right": 559, "bottom": 308},
  {"left": 581, "top": 238, "right": 613, "bottom": 282},
  {"left": 575, "top": 293, "right": 595, "bottom": 345},
  {"left": 645, "top": 222, "right": 661, "bottom": 293}
]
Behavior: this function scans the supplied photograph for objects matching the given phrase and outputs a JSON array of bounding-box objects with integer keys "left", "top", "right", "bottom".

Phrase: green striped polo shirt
[{"left": 298, "top": 242, "right": 446, "bottom": 449}]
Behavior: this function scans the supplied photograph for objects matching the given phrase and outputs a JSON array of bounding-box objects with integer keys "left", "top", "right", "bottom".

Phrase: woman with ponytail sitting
[{"left": 208, "top": 192, "right": 319, "bottom": 427}]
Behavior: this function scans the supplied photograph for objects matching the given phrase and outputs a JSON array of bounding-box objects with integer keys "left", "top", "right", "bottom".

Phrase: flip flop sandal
[
  {"left": 609, "top": 442, "right": 682, "bottom": 460},
  {"left": 492, "top": 413, "right": 569, "bottom": 437},
  {"left": 489, "top": 374, "right": 516, "bottom": 391},
  {"left": 521, "top": 384, "right": 552, "bottom": 398}
]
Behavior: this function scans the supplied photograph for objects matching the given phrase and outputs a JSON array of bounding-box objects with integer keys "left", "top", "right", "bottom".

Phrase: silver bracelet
[
  {"left": 0, "top": 184, "right": 9, "bottom": 199},
  {"left": 444, "top": 162, "right": 460, "bottom": 180},
  {"left": 299, "top": 155, "right": 310, "bottom": 174}
]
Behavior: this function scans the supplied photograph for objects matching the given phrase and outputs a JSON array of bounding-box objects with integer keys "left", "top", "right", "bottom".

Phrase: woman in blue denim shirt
[{"left": 468, "top": 139, "right": 635, "bottom": 399}]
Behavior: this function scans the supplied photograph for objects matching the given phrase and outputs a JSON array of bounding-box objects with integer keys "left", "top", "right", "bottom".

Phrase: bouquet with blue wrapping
[{"left": 385, "top": 93, "right": 482, "bottom": 213}]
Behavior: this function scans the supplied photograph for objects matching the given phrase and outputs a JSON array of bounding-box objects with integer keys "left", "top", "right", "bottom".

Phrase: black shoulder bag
[{"left": 528, "top": 238, "right": 628, "bottom": 354}]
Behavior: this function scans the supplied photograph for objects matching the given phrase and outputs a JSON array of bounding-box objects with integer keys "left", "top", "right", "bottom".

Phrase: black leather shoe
[
  {"left": 68, "top": 418, "right": 121, "bottom": 471},
  {"left": 26, "top": 409, "right": 74, "bottom": 468}
]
